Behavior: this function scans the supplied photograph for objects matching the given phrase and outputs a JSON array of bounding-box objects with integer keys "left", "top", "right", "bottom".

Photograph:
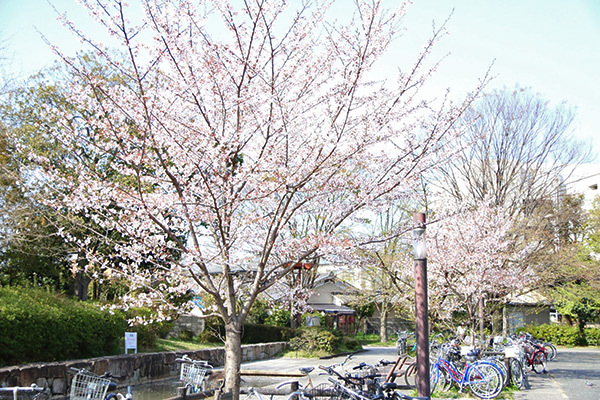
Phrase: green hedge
[
  {"left": 0, "top": 287, "right": 127, "bottom": 366},
  {"left": 584, "top": 327, "right": 600, "bottom": 346},
  {"left": 517, "top": 324, "right": 600, "bottom": 346}
]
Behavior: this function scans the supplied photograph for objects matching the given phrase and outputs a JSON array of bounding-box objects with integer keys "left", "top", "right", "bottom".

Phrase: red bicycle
[{"left": 523, "top": 342, "right": 547, "bottom": 374}]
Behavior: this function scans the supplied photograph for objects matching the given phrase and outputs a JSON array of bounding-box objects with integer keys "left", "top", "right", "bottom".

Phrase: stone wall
[{"left": 0, "top": 342, "right": 286, "bottom": 398}]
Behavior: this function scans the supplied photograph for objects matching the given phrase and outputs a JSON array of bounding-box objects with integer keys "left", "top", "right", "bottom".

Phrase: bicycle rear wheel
[
  {"left": 467, "top": 362, "right": 503, "bottom": 399},
  {"left": 482, "top": 359, "right": 508, "bottom": 388},
  {"left": 544, "top": 343, "right": 557, "bottom": 361},
  {"left": 404, "top": 361, "right": 417, "bottom": 388},
  {"left": 531, "top": 351, "right": 547, "bottom": 374}
]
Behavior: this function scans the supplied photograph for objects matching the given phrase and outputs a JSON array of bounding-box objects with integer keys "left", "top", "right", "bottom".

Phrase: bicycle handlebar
[
  {"left": 353, "top": 362, "right": 367, "bottom": 370},
  {"left": 0, "top": 384, "right": 45, "bottom": 393},
  {"left": 175, "top": 356, "right": 213, "bottom": 367},
  {"left": 319, "top": 365, "right": 349, "bottom": 382}
]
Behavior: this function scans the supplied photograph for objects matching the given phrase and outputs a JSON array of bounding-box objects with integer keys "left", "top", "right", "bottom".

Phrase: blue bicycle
[{"left": 429, "top": 346, "right": 503, "bottom": 399}]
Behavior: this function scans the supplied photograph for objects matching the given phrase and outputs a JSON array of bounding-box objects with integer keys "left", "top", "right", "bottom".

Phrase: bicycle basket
[
  {"left": 69, "top": 371, "right": 112, "bottom": 400},
  {"left": 397, "top": 338, "right": 407, "bottom": 355},
  {"left": 307, "top": 383, "right": 337, "bottom": 400},
  {"left": 349, "top": 367, "right": 380, "bottom": 380},
  {"left": 504, "top": 345, "right": 523, "bottom": 359},
  {"left": 180, "top": 362, "right": 209, "bottom": 389}
]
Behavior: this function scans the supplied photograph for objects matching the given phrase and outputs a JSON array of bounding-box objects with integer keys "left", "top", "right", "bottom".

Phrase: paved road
[
  {"left": 240, "top": 345, "right": 600, "bottom": 399},
  {"left": 514, "top": 347, "right": 600, "bottom": 400}
]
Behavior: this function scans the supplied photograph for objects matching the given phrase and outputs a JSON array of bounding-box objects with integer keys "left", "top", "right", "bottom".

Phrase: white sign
[{"left": 125, "top": 332, "right": 137, "bottom": 354}]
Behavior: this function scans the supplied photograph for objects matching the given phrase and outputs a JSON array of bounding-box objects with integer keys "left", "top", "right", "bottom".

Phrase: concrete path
[{"left": 513, "top": 347, "right": 600, "bottom": 400}]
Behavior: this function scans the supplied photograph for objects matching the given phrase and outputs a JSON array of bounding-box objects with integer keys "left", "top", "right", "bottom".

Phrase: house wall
[
  {"left": 504, "top": 305, "right": 551, "bottom": 333},
  {"left": 365, "top": 308, "right": 413, "bottom": 336},
  {"left": 307, "top": 282, "right": 340, "bottom": 304}
]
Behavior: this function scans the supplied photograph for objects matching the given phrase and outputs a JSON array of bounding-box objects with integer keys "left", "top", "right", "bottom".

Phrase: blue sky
[{"left": 1, "top": 0, "right": 599, "bottom": 161}]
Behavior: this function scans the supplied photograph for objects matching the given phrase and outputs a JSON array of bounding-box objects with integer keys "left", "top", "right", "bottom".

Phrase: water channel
[
  {"left": 127, "top": 379, "right": 181, "bottom": 400},
  {"left": 127, "top": 375, "right": 278, "bottom": 400}
]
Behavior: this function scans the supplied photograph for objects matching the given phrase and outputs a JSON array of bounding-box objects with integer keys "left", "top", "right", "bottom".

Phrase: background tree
[
  {"left": 0, "top": 70, "right": 163, "bottom": 301},
  {"left": 31, "top": 1, "right": 487, "bottom": 396},
  {"left": 429, "top": 86, "right": 593, "bottom": 311},
  {"left": 544, "top": 194, "right": 600, "bottom": 333},
  {"left": 0, "top": 73, "right": 77, "bottom": 292},
  {"left": 582, "top": 195, "right": 600, "bottom": 260},
  {"left": 433, "top": 86, "right": 591, "bottom": 217},
  {"left": 350, "top": 203, "right": 416, "bottom": 341},
  {"left": 427, "top": 198, "right": 534, "bottom": 342}
]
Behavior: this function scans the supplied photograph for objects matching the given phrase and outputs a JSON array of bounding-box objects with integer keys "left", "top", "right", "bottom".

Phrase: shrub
[
  {"left": 247, "top": 299, "right": 269, "bottom": 325},
  {"left": 288, "top": 328, "right": 341, "bottom": 354},
  {"left": 341, "top": 337, "right": 361, "bottom": 351},
  {"left": 0, "top": 286, "right": 127, "bottom": 367},
  {"left": 243, "top": 324, "right": 296, "bottom": 343},
  {"left": 584, "top": 327, "right": 600, "bottom": 346},
  {"left": 517, "top": 324, "right": 588, "bottom": 346}
]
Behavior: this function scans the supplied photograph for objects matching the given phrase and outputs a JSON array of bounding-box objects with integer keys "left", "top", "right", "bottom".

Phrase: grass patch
[
  {"left": 353, "top": 333, "right": 404, "bottom": 348},
  {"left": 426, "top": 384, "right": 517, "bottom": 399},
  {"left": 281, "top": 349, "right": 331, "bottom": 358},
  {"left": 144, "top": 338, "right": 222, "bottom": 353}
]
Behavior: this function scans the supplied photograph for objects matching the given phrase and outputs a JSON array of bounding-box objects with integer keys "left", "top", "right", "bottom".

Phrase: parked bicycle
[
  {"left": 321, "top": 366, "right": 429, "bottom": 400},
  {"left": 523, "top": 342, "right": 548, "bottom": 374},
  {"left": 429, "top": 344, "right": 503, "bottom": 399},
  {"left": 243, "top": 383, "right": 336, "bottom": 400},
  {"left": 69, "top": 368, "right": 131, "bottom": 400},
  {"left": 175, "top": 355, "right": 214, "bottom": 394},
  {"left": 0, "top": 384, "right": 48, "bottom": 400},
  {"left": 395, "top": 331, "right": 414, "bottom": 356}
]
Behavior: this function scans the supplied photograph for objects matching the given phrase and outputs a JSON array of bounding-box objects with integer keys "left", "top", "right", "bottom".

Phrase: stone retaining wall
[{"left": 0, "top": 342, "right": 286, "bottom": 398}]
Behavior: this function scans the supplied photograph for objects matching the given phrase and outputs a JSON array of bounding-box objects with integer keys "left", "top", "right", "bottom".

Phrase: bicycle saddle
[
  {"left": 467, "top": 348, "right": 481, "bottom": 357},
  {"left": 299, "top": 367, "right": 314, "bottom": 374}
]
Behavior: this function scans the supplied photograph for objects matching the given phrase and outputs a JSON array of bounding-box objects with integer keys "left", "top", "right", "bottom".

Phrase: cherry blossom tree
[
  {"left": 33, "top": 0, "right": 488, "bottom": 395},
  {"left": 427, "top": 198, "right": 535, "bottom": 342}
]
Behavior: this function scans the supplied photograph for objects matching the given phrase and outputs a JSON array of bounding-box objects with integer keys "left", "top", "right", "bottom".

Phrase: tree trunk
[
  {"left": 578, "top": 319, "right": 586, "bottom": 335},
  {"left": 502, "top": 306, "right": 508, "bottom": 337},
  {"left": 74, "top": 271, "right": 90, "bottom": 301},
  {"left": 479, "top": 297, "right": 485, "bottom": 346},
  {"left": 223, "top": 322, "right": 243, "bottom": 400},
  {"left": 380, "top": 305, "right": 388, "bottom": 342},
  {"left": 469, "top": 317, "right": 476, "bottom": 346}
]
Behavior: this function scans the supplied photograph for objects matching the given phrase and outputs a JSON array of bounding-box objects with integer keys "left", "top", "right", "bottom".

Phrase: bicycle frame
[
  {"left": 525, "top": 347, "right": 546, "bottom": 366},
  {"left": 431, "top": 356, "right": 496, "bottom": 391}
]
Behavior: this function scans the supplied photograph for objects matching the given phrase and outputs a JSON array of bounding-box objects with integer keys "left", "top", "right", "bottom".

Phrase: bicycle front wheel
[
  {"left": 531, "top": 351, "right": 547, "bottom": 374},
  {"left": 467, "top": 362, "right": 503, "bottom": 399},
  {"left": 429, "top": 364, "right": 452, "bottom": 395},
  {"left": 509, "top": 358, "right": 524, "bottom": 389},
  {"left": 429, "top": 363, "right": 439, "bottom": 395},
  {"left": 437, "top": 368, "right": 453, "bottom": 392}
]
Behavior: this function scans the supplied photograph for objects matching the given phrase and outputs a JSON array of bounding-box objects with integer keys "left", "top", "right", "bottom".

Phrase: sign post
[{"left": 125, "top": 332, "right": 137, "bottom": 354}]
